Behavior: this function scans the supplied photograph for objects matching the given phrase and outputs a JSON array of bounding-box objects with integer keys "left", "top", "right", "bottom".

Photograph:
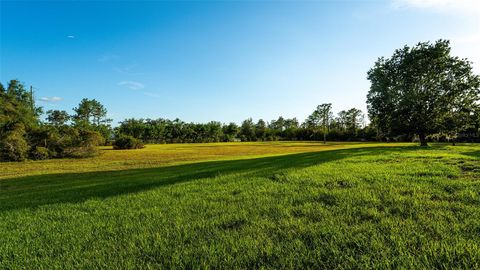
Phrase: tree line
[
  {"left": 1, "top": 39, "right": 479, "bottom": 162},
  {"left": 115, "top": 106, "right": 371, "bottom": 144}
]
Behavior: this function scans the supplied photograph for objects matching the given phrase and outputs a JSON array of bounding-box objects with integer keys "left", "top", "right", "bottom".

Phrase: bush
[
  {"left": 62, "top": 146, "right": 98, "bottom": 158},
  {"left": 81, "top": 130, "right": 105, "bottom": 147},
  {"left": 113, "top": 135, "right": 145, "bottom": 150},
  {"left": 62, "top": 130, "right": 105, "bottom": 158},
  {"left": 0, "top": 125, "right": 29, "bottom": 161},
  {"left": 30, "top": 146, "right": 50, "bottom": 160}
]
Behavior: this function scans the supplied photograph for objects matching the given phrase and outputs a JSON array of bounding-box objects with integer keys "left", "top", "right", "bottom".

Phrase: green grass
[{"left": 1, "top": 142, "right": 479, "bottom": 269}]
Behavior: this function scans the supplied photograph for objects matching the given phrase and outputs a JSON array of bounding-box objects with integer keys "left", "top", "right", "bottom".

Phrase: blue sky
[{"left": 1, "top": 0, "right": 479, "bottom": 125}]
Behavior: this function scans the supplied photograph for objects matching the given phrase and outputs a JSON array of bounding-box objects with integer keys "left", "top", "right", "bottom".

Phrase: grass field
[{"left": 1, "top": 142, "right": 479, "bottom": 269}]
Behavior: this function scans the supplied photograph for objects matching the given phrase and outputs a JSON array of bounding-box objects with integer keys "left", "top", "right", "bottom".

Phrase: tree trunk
[
  {"left": 323, "top": 132, "right": 326, "bottom": 144},
  {"left": 419, "top": 133, "right": 428, "bottom": 147}
]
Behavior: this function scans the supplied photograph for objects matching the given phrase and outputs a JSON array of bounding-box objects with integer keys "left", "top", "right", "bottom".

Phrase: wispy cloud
[
  {"left": 143, "top": 91, "right": 162, "bottom": 98},
  {"left": 67, "top": 35, "right": 75, "bottom": 39},
  {"left": 118, "top": 81, "right": 145, "bottom": 90},
  {"left": 98, "top": 53, "right": 119, "bottom": 63},
  {"left": 113, "top": 64, "right": 142, "bottom": 75},
  {"left": 39, "top": 96, "right": 62, "bottom": 102},
  {"left": 391, "top": 0, "right": 480, "bottom": 15}
]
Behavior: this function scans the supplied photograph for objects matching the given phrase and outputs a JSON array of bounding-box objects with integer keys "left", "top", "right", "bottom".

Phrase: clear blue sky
[{"left": 1, "top": 0, "right": 478, "bottom": 125}]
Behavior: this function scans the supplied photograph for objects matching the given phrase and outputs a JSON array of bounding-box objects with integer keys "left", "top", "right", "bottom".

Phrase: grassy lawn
[{"left": 1, "top": 142, "right": 479, "bottom": 268}]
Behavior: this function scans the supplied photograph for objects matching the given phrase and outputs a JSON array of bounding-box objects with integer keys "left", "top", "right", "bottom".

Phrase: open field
[
  {"left": 0, "top": 141, "right": 407, "bottom": 180},
  {"left": 1, "top": 142, "right": 480, "bottom": 268}
]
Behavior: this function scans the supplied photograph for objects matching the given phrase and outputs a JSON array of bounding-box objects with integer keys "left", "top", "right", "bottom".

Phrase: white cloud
[
  {"left": 392, "top": 0, "right": 480, "bottom": 15},
  {"left": 118, "top": 81, "right": 145, "bottom": 90},
  {"left": 67, "top": 35, "right": 75, "bottom": 39},
  {"left": 39, "top": 97, "right": 62, "bottom": 102}
]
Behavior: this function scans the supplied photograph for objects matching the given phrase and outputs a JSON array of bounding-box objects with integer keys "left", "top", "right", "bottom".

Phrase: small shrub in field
[
  {"left": 113, "top": 135, "right": 145, "bottom": 150},
  {"left": 30, "top": 146, "right": 50, "bottom": 160},
  {"left": 62, "top": 146, "right": 98, "bottom": 158}
]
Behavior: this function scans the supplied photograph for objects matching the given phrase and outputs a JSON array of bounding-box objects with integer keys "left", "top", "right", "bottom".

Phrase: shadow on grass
[
  {"left": 0, "top": 146, "right": 419, "bottom": 211},
  {"left": 462, "top": 150, "right": 480, "bottom": 159}
]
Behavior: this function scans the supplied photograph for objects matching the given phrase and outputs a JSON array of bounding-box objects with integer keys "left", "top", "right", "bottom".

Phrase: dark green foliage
[
  {"left": 367, "top": 40, "right": 480, "bottom": 146},
  {"left": 72, "top": 98, "right": 112, "bottom": 139},
  {"left": 239, "top": 118, "right": 256, "bottom": 141},
  {"left": 46, "top": 110, "right": 70, "bottom": 126},
  {"left": 30, "top": 146, "right": 50, "bottom": 160},
  {"left": 113, "top": 135, "right": 145, "bottom": 149},
  {"left": 306, "top": 103, "right": 333, "bottom": 144},
  {"left": 223, "top": 122, "right": 239, "bottom": 142},
  {"left": 115, "top": 111, "right": 374, "bottom": 144},
  {"left": 57, "top": 129, "right": 105, "bottom": 158},
  {"left": 0, "top": 124, "right": 29, "bottom": 161},
  {"left": 0, "top": 79, "right": 112, "bottom": 161}
]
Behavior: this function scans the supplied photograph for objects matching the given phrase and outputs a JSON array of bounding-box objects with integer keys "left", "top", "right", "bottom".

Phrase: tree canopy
[{"left": 367, "top": 40, "right": 480, "bottom": 146}]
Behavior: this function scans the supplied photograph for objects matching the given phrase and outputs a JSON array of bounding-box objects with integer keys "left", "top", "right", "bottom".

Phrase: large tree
[
  {"left": 73, "top": 98, "right": 110, "bottom": 126},
  {"left": 367, "top": 40, "right": 480, "bottom": 146},
  {"left": 46, "top": 110, "right": 70, "bottom": 127}
]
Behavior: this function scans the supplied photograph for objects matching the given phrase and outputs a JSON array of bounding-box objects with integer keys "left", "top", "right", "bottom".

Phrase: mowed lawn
[{"left": 1, "top": 142, "right": 479, "bottom": 269}]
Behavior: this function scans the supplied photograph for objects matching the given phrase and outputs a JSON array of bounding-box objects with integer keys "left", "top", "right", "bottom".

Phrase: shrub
[
  {"left": 62, "top": 146, "right": 98, "bottom": 158},
  {"left": 113, "top": 135, "right": 145, "bottom": 150},
  {"left": 0, "top": 124, "right": 29, "bottom": 161},
  {"left": 30, "top": 146, "right": 50, "bottom": 160},
  {"left": 81, "top": 130, "right": 105, "bottom": 147},
  {"left": 62, "top": 130, "right": 105, "bottom": 158}
]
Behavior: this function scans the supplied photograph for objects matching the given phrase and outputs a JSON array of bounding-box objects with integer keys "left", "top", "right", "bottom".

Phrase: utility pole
[{"left": 30, "top": 85, "right": 34, "bottom": 111}]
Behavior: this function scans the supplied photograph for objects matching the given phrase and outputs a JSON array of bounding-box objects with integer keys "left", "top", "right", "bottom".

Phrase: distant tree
[
  {"left": 345, "top": 108, "right": 363, "bottom": 136},
  {"left": 205, "top": 121, "right": 223, "bottom": 142},
  {"left": 117, "top": 118, "right": 146, "bottom": 139},
  {"left": 255, "top": 119, "right": 267, "bottom": 141},
  {"left": 73, "top": 98, "right": 112, "bottom": 140},
  {"left": 46, "top": 110, "right": 70, "bottom": 127},
  {"left": 367, "top": 40, "right": 480, "bottom": 146},
  {"left": 307, "top": 103, "right": 333, "bottom": 144},
  {"left": 239, "top": 118, "right": 256, "bottom": 142},
  {"left": 73, "top": 98, "right": 110, "bottom": 126},
  {"left": 222, "top": 122, "right": 239, "bottom": 142}
]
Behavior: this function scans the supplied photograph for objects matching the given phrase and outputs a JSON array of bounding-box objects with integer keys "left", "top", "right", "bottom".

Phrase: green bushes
[
  {"left": 1, "top": 79, "right": 113, "bottom": 162},
  {"left": 30, "top": 146, "right": 50, "bottom": 160},
  {"left": 0, "top": 124, "right": 29, "bottom": 161},
  {"left": 113, "top": 135, "right": 145, "bottom": 150}
]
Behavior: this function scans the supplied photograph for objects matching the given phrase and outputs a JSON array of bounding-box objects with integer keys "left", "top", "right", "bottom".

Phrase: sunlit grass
[
  {"left": 0, "top": 142, "right": 479, "bottom": 268},
  {"left": 0, "top": 141, "right": 410, "bottom": 180}
]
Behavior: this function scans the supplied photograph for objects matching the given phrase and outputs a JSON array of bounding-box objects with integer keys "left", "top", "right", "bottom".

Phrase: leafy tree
[
  {"left": 73, "top": 98, "right": 112, "bottom": 140},
  {"left": 46, "top": 110, "right": 70, "bottom": 127},
  {"left": 0, "top": 124, "right": 29, "bottom": 161},
  {"left": 73, "top": 98, "right": 110, "bottom": 126},
  {"left": 255, "top": 119, "right": 267, "bottom": 141},
  {"left": 367, "top": 40, "right": 480, "bottom": 146},
  {"left": 1, "top": 80, "right": 41, "bottom": 132},
  {"left": 222, "top": 122, "right": 239, "bottom": 142},
  {"left": 345, "top": 108, "right": 364, "bottom": 137},
  {"left": 239, "top": 118, "right": 256, "bottom": 142},
  {"left": 307, "top": 103, "right": 333, "bottom": 144}
]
